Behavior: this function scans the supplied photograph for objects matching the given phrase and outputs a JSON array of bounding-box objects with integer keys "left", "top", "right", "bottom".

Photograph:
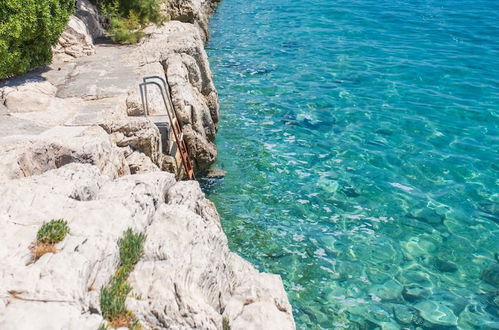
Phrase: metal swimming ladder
[{"left": 139, "top": 76, "right": 195, "bottom": 180}]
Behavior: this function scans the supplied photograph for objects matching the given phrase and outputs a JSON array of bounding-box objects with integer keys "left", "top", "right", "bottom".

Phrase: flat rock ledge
[{"left": 0, "top": 0, "right": 296, "bottom": 329}]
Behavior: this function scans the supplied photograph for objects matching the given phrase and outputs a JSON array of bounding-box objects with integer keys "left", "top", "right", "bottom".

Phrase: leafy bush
[
  {"left": 37, "top": 219, "right": 70, "bottom": 244},
  {"left": 93, "top": 0, "right": 166, "bottom": 44},
  {"left": 0, "top": 0, "right": 75, "bottom": 79},
  {"left": 100, "top": 228, "right": 146, "bottom": 328}
]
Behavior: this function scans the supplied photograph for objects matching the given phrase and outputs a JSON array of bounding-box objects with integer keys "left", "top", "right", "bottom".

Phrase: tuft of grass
[
  {"left": 223, "top": 316, "right": 231, "bottom": 330},
  {"left": 101, "top": 277, "right": 132, "bottom": 321},
  {"left": 100, "top": 229, "right": 146, "bottom": 328},
  {"left": 118, "top": 228, "right": 146, "bottom": 268},
  {"left": 37, "top": 219, "right": 70, "bottom": 244},
  {"left": 97, "top": 323, "right": 109, "bottom": 330},
  {"left": 32, "top": 219, "right": 69, "bottom": 261}
]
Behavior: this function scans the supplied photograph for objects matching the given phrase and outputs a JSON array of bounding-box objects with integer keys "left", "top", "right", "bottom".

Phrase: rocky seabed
[{"left": 0, "top": 1, "right": 295, "bottom": 329}]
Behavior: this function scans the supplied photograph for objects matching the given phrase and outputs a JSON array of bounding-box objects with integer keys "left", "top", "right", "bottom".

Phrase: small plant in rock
[
  {"left": 118, "top": 228, "right": 146, "bottom": 268},
  {"left": 97, "top": 323, "right": 109, "bottom": 330},
  {"left": 100, "top": 228, "right": 146, "bottom": 328},
  {"left": 100, "top": 277, "right": 133, "bottom": 325},
  {"left": 32, "top": 219, "right": 70, "bottom": 260},
  {"left": 37, "top": 219, "right": 70, "bottom": 244},
  {"left": 223, "top": 316, "right": 231, "bottom": 330}
]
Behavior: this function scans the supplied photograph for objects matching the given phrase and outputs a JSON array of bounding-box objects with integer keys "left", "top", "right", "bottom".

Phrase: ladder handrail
[
  {"left": 142, "top": 76, "right": 182, "bottom": 126},
  {"left": 139, "top": 77, "right": 195, "bottom": 180}
]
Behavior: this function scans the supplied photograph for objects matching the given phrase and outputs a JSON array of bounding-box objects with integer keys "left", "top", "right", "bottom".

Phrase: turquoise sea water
[{"left": 203, "top": 0, "right": 499, "bottom": 328}]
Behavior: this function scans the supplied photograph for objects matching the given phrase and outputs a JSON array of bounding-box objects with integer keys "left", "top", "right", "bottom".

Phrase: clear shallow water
[{"left": 203, "top": 0, "right": 499, "bottom": 328}]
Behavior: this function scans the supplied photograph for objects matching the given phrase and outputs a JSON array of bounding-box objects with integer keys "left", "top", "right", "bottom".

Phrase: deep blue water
[{"left": 203, "top": 0, "right": 499, "bottom": 328}]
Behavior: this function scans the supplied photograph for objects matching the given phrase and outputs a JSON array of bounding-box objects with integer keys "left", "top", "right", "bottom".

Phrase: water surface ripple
[{"left": 204, "top": 0, "right": 499, "bottom": 328}]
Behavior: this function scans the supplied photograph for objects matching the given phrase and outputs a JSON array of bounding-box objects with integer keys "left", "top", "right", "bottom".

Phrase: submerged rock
[
  {"left": 414, "top": 300, "right": 458, "bottom": 326},
  {"left": 433, "top": 257, "right": 459, "bottom": 273},
  {"left": 481, "top": 263, "right": 499, "bottom": 287},
  {"left": 402, "top": 284, "right": 432, "bottom": 302},
  {"left": 392, "top": 304, "right": 416, "bottom": 324},
  {"left": 206, "top": 167, "right": 227, "bottom": 178},
  {"left": 368, "top": 280, "right": 403, "bottom": 301},
  {"left": 406, "top": 207, "right": 445, "bottom": 225}
]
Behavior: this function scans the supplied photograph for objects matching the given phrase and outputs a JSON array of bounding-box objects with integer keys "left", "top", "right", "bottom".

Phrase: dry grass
[
  {"left": 30, "top": 219, "right": 69, "bottom": 262},
  {"left": 31, "top": 242, "right": 57, "bottom": 261},
  {"left": 109, "top": 312, "right": 134, "bottom": 328}
]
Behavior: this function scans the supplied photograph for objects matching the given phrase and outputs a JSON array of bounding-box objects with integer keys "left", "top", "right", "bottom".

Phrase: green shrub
[
  {"left": 37, "top": 219, "right": 70, "bottom": 244},
  {"left": 0, "top": 0, "right": 75, "bottom": 79},
  {"left": 93, "top": 0, "right": 166, "bottom": 44},
  {"left": 107, "top": 12, "right": 143, "bottom": 44}
]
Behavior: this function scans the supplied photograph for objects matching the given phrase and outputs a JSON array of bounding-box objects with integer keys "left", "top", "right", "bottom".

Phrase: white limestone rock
[
  {"left": 75, "top": 0, "right": 105, "bottom": 39},
  {"left": 54, "top": 15, "right": 96, "bottom": 60},
  {"left": 131, "top": 21, "right": 219, "bottom": 169},
  {"left": 126, "top": 151, "right": 161, "bottom": 174},
  {"left": 162, "top": 0, "right": 219, "bottom": 42},
  {"left": 0, "top": 163, "right": 294, "bottom": 330},
  {"left": 100, "top": 117, "right": 162, "bottom": 166},
  {"left": 0, "top": 2, "right": 297, "bottom": 328},
  {"left": 127, "top": 62, "right": 169, "bottom": 117},
  {"left": 0, "top": 126, "right": 128, "bottom": 181},
  {"left": 53, "top": 0, "right": 104, "bottom": 61},
  {"left": 128, "top": 181, "right": 295, "bottom": 330},
  {"left": 1, "top": 80, "right": 57, "bottom": 113},
  {"left": 0, "top": 103, "right": 9, "bottom": 115},
  {"left": 0, "top": 165, "right": 176, "bottom": 329}
]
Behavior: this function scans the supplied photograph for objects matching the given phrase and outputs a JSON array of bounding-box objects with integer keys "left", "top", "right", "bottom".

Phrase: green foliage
[
  {"left": 93, "top": 0, "right": 166, "bottom": 44},
  {"left": 0, "top": 0, "right": 75, "bottom": 79},
  {"left": 100, "top": 276, "right": 132, "bottom": 320},
  {"left": 118, "top": 228, "right": 146, "bottom": 268},
  {"left": 100, "top": 229, "right": 146, "bottom": 325},
  {"left": 36, "top": 219, "right": 70, "bottom": 244},
  {"left": 97, "top": 323, "right": 109, "bottom": 330},
  {"left": 107, "top": 12, "right": 143, "bottom": 44},
  {"left": 223, "top": 316, "right": 231, "bottom": 330}
]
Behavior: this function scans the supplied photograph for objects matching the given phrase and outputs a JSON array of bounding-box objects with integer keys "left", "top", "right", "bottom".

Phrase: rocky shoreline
[{"left": 0, "top": 1, "right": 296, "bottom": 328}]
